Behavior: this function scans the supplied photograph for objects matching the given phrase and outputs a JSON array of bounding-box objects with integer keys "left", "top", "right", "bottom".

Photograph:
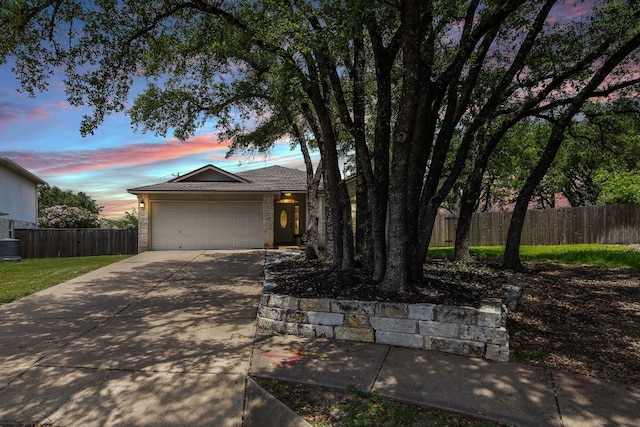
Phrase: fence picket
[
  {"left": 14, "top": 228, "right": 138, "bottom": 258},
  {"left": 431, "top": 204, "right": 640, "bottom": 247}
]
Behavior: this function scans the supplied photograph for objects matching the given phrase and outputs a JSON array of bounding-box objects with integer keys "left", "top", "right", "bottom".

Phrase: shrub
[{"left": 39, "top": 205, "right": 101, "bottom": 228}]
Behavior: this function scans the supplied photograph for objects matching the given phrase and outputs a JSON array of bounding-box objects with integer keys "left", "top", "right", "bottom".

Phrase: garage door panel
[{"left": 151, "top": 202, "right": 263, "bottom": 250}]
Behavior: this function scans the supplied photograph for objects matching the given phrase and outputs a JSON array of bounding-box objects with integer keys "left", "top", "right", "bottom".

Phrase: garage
[
  {"left": 150, "top": 201, "right": 263, "bottom": 250},
  {"left": 129, "top": 164, "right": 312, "bottom": 252}
]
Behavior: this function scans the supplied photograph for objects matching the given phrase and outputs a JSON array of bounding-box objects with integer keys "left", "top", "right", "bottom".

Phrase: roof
[
  {"left": 128, "top": 165, "right": 310, "bottom": 194},
  {"left": 0, "top": 157, "right": 47, "bottom": 185}
]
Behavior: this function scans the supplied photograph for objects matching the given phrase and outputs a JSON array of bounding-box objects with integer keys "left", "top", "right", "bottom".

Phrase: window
[{"left": 294, "top": 205, "right": 300, "bottom": 234}]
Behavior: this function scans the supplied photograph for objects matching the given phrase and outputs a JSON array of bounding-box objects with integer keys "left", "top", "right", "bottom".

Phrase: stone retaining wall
[
  {"left": 258, "top": 294, "right": 510, "bottom": 362},
  {"left": 259, "top": 252, "right": 520, "bottom": 362}
]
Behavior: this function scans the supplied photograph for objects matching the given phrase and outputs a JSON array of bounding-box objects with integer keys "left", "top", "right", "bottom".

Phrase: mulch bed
[{"left": 268, "top": 257, "right": 508, "bottom": 308}]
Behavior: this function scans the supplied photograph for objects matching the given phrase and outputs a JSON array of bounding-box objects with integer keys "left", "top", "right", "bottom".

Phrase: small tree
[{"left": 112, "top": 209, "right": 139, "bottom": 230}]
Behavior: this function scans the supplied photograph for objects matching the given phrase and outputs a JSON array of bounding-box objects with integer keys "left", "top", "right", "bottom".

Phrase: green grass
[
  {"left": 257, "top": 379, "right": 501, "bottom": 426},
  {"left": 428, "top": 244, "right": 640, "bottom": 270},
  {"left": 0, "top": 255, "right": 131, "bottom": 305},
  {"left": 333, "top": 386, "right": 422, "bottom": 426}
]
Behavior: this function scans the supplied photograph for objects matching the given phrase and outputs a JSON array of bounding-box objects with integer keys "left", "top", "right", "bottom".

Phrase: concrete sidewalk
[
  {"left": 0, "top": 250, "right": 265, "bottom": 427},
  {"left": 2, "top": 250, "right": 639, "bottom": 426},
  {"left": 250, "top": 333, "right": 640, "bottom": 426}
]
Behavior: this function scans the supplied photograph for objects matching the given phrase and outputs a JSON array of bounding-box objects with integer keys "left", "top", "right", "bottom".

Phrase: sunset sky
[
  {"left": 0, "top": 1, "right": 601, "bottom": 220},
  {"left": 0, "top": 61, "right": 317, "bottom": 219}
]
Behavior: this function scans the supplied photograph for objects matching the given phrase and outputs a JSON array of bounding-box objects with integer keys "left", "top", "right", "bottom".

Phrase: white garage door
[{"left": 151, "top": 202, "right": 263, "bottom": 250}]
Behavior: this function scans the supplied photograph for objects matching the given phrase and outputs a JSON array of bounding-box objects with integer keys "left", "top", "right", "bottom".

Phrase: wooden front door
[{"left": 274, "top": 203, "right": 296, "bottom": 245}]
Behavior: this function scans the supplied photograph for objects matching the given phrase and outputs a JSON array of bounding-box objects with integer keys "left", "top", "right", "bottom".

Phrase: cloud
[
  {"left": 4, "top": 133, "right": 233, "bottom": 176},
  {"left": 0, "top": 98, "right": 72, "bottom": 129},
  {"left": 0, "top": 100, "right": 44, "bottom": 128}
]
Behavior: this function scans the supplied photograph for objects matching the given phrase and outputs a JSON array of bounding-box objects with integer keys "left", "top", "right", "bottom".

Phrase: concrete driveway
[{"left": 0, "top": 250, "right": 266, "bottom": 427}]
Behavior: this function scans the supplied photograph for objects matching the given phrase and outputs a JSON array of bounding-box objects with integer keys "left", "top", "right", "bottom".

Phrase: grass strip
[
  {"left": 428, "top": 244, "right": 640, "bottom": 270},
  {"left": 0, "top": 255, "right": 130, "bottom": 305}
]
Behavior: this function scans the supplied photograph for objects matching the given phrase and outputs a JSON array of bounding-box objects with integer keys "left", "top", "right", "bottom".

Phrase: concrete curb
[{"left": 244, "top": 377, "right": 311, "bottom": 427}]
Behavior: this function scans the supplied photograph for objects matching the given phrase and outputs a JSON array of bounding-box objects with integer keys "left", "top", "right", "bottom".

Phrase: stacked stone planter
[
  {"left": 259, "top": 252, "right": 521, "bottom": 362},
  {"left": 257, "top": 293, "right": 509, "bottom": 362}
]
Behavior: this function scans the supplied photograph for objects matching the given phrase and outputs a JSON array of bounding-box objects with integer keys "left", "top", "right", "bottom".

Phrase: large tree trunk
[
  {"left": 339, "top": 180, "right": 355, "bottom": 270},
  {"left": 366, "top": 24, "right": 395, "bottom": 283},
  {"left": 352, "top": 35, "right": 373, "bottom": 271},
  {"left": 290, "top": 112, "right": 322, "bottom": 261},
  {"left": 379, "top": 0, "right": 422, "bottom": 292},
  {"left": 503, "top": 125, "right": 567, "bottom": 270},
  {"left": 305, "top": 179, "right": 320, "bottom": 260},
  {"left": 455, "top": 127, "right": 487, "bottom": 262},
  {"left": 355, "top": 163, "right": 372, "bottom": 268},
  {"left": 305, "top": 78, "right": 351, "bottom": 269},
  {"left": 303, "top": 159, "right": 322, "bottom": 261}
]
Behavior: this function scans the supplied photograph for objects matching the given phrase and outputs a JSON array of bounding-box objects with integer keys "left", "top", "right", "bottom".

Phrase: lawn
[
  {"left": 428, "top": 243, "right": 640, "bottom": 270},
  {"left": 0, "top": 255, "right": 131, "bottom": 305}
]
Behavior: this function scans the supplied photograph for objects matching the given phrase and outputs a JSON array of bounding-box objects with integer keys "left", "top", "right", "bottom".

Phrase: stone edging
[{"left": 258, "top": 252, "right": 525, "bottom": 362}]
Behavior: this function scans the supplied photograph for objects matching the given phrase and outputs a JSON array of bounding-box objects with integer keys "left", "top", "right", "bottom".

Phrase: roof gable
[
  {"left": 170, "top": 164, "right": 249, "bottom": 183},
  {"left": 128, "top": 164, "right": 309, "bottom": 194}
]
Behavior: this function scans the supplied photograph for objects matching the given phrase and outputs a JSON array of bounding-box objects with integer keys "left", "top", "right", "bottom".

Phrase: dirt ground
[
  {"left": 508, "top": 261, "right": 640, "bottom": 384},
  {"left": 269, "top": 257, "right": 640, "bottom": 385}
]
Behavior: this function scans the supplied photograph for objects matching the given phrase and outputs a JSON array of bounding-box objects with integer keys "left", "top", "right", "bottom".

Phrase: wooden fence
[
  {"left": 15, "top": 228, "right": 138, "bottom": 258},
  {"left": 430, "top": 204, "right": 640, "bottom": 247}
]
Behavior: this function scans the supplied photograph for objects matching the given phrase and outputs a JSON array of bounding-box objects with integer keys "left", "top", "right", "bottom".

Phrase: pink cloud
[
  {"left": 4, "top": 133, "right": 233, "bottom": 176},
  {"left": 26, "top": 106, "right": 51, "bottom": 120},
  {"left": 0, "top": 99, "right": 72, "bottom": 128},
  {"left": 0, "top": 101, "right": 45, "bottom": 128}
]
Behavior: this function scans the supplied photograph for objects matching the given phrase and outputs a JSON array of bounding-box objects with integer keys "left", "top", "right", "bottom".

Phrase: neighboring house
[
  {"left": 0, "top": 157, "right": 48, "bottom": 238},
  {"left": 128, "top": 164, "right": 323, "bottom": 252}
]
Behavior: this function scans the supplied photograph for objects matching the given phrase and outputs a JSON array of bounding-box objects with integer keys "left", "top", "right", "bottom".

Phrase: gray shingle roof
[{"left": 128, "top": 165, "right": 309, "bottom": 194}]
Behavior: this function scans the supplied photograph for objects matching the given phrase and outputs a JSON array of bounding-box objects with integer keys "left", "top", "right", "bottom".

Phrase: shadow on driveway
[{"left": 0, "top": 250, "right": 264, "bottom": 427}]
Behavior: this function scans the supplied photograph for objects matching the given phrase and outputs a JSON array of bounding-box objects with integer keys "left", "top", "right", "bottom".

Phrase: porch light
[
  {"left": 139, "top": 198, "right": 145, "bottom": 208},
  {"left": 277, "top": 192, "right": 296, "bottom": 204}
]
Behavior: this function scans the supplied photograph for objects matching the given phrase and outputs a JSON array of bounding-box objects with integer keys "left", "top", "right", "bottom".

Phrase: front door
[{"left": 274, "top": 204, "right": 296, "bottom": 245}]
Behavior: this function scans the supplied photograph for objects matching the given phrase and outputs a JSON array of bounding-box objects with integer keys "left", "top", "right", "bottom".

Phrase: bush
[{"left": 39, "top": 205, "right": 101, "bottom": 228}]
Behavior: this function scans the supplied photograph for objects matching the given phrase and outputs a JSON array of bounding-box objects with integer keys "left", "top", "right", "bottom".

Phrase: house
[
  {"left": 0, "top": 157, "right": 47, "bottom": 239},
  {"left": 128, "top": 164, "right": 323, "bottom": 252}
]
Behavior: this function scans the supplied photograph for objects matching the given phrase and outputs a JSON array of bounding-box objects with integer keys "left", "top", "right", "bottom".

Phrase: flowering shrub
[{"left": 39, "top": 205, "right": 101, "bottom": 228}]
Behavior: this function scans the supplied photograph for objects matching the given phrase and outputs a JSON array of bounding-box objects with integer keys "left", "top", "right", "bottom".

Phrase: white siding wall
[{"left": 0, "top": 167, "right": 39, "bottom": 224}]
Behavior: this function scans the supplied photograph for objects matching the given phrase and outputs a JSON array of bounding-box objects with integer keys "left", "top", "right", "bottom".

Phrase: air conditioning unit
[{"left": 0, "top": 238, "right": 21, "bottom": 261}]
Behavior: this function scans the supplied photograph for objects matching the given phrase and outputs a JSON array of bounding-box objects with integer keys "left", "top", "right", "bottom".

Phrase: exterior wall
[
  {"left": 263, "top": 194, "right": 275, "bottom": 248},
  {"left": 0, "top": 167, "right": 39, "bottom": 224},
  {"left": 137, "top": 202, "right": 150, "bottom": 253}
]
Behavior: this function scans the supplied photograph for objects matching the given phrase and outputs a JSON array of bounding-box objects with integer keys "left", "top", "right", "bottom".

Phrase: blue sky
[{"left": 0, "top": 61, "right": 318, "bottom": 219}]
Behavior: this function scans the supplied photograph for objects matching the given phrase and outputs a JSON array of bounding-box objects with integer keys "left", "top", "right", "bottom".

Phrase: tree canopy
[
  {"left": 38, "top": 185, "right": 101, "bottom": 216},
  {"left": 3, "top": 0, "right": 639, "bottom": 286}
]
